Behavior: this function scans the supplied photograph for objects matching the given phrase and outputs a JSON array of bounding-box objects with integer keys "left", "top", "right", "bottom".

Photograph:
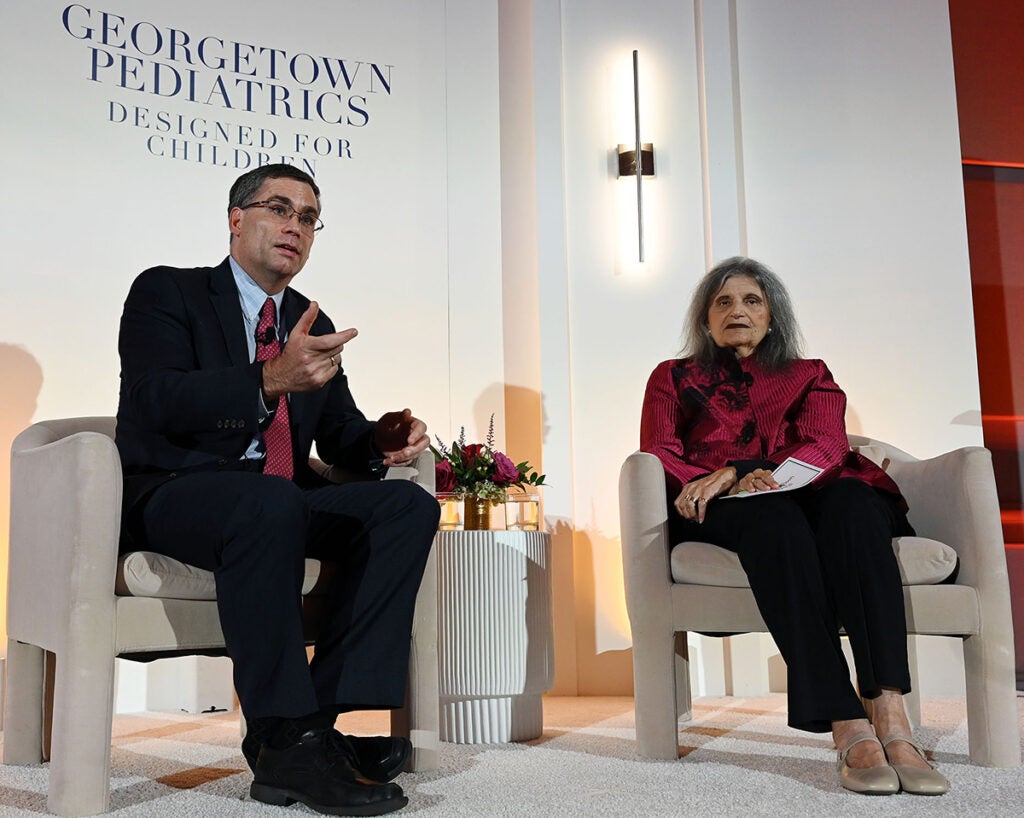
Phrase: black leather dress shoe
[
  {"left": 250, "top": 728, "right": 408, "bottom": 816},
  {"left": 331, "top": 733, "right": 413, "bottom": 783},
  {"left": 245, "top": 730, "right": 413, "bottom": 783}
]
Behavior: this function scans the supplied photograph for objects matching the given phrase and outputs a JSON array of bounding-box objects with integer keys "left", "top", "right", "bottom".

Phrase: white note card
[{"left": 720, "top": 457, "right": 823, "bottom": 500}]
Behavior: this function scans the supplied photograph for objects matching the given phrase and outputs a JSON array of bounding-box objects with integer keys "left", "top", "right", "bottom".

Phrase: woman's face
[{"left": 706, "top": 275, "right": 771, "bottom": 358}]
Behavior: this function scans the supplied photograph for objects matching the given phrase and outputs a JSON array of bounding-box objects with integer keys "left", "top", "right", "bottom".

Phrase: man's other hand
[{"left": 376, "top": 409, "right": 429, "bottom": 467}]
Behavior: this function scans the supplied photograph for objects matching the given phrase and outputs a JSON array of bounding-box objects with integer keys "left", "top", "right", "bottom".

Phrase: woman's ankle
[{"left": 869, "top": 688, "right": 911, "bottom": 737}]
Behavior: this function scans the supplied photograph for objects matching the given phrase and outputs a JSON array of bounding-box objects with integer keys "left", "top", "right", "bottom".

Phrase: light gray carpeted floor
[{"left": 1, "top": 695, "right": 1022, "bottom": 816}]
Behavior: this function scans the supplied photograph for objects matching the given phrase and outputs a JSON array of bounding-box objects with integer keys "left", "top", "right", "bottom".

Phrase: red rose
[
  {"left": 493, "top": 451, "right": 520, "bottom": 484},
  {"left": 435, "top": 460, "right": 456, "bottom": 492},
  {"left": 462, "top": 443, "right": 485, "bottom": 467}
]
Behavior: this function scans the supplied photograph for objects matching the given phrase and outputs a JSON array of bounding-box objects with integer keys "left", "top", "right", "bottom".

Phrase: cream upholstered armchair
[
  {"left": 619, "top": 434, "right": 1020, "bottom": 768},
  {"left": 3, "top": 416, "right": 439, "bottom": 817}
]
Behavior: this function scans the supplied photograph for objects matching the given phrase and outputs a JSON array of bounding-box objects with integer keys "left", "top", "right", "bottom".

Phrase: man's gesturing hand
[
  {"left": 375, "top": 409, "right": 429, "bottom": 467},
  {"left": 261, "top": 301, "right": 357, "bottom": 400}
]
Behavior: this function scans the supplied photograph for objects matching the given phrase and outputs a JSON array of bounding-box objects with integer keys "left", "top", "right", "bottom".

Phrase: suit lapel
[
  {"left": 280, "top": 287, "right": 306, "bottom": 338},
  {"left": 209, "top": 260, "right": 251, "bottom": 367}
]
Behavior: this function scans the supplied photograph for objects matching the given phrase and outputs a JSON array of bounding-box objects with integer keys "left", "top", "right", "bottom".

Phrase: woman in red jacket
[{"left": 640, "top": 256, "right": 947, "bottom": 796}]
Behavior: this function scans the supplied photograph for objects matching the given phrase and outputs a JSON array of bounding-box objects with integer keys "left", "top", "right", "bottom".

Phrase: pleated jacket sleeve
[{"left": 640, "top": 359, "right": 711, "bottom": 495}]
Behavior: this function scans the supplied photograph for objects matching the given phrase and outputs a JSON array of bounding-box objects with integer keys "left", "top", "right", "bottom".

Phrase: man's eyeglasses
[{"left": 240, "top": 200, "right": 324, "bottom": 233}]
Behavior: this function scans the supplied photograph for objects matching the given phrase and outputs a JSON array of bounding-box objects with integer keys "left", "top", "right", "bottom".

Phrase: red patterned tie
[{"left": 255, "top": 297, "right": 294, "bottom": 479}]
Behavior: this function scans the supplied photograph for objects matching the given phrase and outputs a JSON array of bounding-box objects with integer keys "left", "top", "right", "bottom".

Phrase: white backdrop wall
[
  {"left": 558, "top": 0, "right": 708, "bottom": 693},
  {"left": 2, "top": 1, "right": 454, "bottom": 423}
]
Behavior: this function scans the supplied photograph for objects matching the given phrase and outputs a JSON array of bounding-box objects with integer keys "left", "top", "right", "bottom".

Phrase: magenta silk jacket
[{"left": 640, "top": 354, "right": 903, "bottom": 502}]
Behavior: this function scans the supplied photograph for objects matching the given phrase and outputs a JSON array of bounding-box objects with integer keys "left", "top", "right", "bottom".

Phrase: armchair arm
[
  {"left": 887, "top": 446, "right": 1007, "bottom": 592},
  {"left": 385, "top": 449, "right": 436, "bottom": 495},
  {"left": 310, "top": 449, "right": 435, "bottom": 493},
  {"left": 8, "top": 426, "right": 122, "bottom": 657},
  {"left": 618, "top": 451, "right": 675, "bottom": 631}
]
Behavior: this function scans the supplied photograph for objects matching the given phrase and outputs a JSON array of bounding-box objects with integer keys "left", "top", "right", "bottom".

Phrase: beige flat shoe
[
  {"left": 836, "top": 735, "right": 900, "bottom": 795},
  {"left": 880, "top": 733, "right": 949, "bottom": 795}
]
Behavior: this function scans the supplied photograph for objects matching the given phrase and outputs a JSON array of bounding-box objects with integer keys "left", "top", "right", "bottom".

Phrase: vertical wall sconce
[{"left": 617, "top": 49, "right": 655, "bottom": 263}]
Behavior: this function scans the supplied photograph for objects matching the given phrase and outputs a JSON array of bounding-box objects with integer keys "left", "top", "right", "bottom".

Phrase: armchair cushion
[
  {"left": 671, "top": 535, "right": 957, "bottom": 587},
  {"left": 115, "top": 552, "right": 334, "bottom": 600}
]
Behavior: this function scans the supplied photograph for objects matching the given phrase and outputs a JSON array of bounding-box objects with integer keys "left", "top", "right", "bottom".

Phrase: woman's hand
[
  {"left": 728, "top": 467, "right": 780, "bottom": 496},
  {"left": 675, "top": 467, "right": 738, "bottom": 523}
]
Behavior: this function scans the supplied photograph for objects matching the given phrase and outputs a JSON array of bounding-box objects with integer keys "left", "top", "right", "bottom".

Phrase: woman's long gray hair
[{"left": 682, "top": 256, "right": 803, "bottom": 369}]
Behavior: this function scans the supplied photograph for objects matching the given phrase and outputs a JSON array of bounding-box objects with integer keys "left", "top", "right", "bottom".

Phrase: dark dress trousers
[
  {"left": 641, "top": 353, "right": 912, "bottom": 732},
  {"left": 115, "top": 259, "right": 439, "bottom": 719}
]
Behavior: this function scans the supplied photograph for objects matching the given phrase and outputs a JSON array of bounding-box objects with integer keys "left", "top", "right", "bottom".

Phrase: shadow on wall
[
  {"left": 0, "top": 343, "right": 44, "bottom": 648},
  {"left": 475, "top": 384, "right": 598, "bottom": 695},
  {"left": 544, "top": 517, "right": 579, "bottom": 695},
  {"left": 470, "top": 383, "right": 634, "bottom": 695},
  {"left": 471, "top": 382, "right": 548, "bottom": 472},
  {"left": 568, "top": 521, "right": 633, "bottom": 696}
]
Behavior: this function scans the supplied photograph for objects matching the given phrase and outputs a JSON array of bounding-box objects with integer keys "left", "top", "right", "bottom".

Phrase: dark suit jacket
[
  {"left": 640, "top": 353, "right": 904, "bottom": 503},
  {"left": 115, "top": 258, "right": 378, "bottom": 533}
]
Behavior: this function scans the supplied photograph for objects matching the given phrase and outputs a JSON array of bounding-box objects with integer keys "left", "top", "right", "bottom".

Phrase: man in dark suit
[{"left": 115, "top": 163, "right": 439, "bottom": 816}]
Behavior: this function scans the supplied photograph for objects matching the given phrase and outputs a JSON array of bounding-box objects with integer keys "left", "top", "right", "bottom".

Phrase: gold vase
[{"left": 463, "top": 495, "right": 491, "bottom": 530}]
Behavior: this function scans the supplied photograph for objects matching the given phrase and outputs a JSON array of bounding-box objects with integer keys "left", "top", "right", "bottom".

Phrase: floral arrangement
[{"left": 431, "top": 415, "right": 546, "bottom": 503}]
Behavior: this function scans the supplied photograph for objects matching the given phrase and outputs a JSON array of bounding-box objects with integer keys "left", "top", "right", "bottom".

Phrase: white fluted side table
[{"left": 436, "top": 530, "right": 554, "bottom": 743}]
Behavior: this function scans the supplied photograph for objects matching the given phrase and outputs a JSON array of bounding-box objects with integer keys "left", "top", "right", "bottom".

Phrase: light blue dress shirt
[{"left": 229, "top": 255, "right": 285, "bottom": 460}]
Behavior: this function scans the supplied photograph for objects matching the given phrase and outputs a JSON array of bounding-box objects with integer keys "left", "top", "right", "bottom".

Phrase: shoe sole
[
  {"left": 250, "top": 783, "right": 409, "bottom": 816},
  {"left": 840, "top": 785, "right": 899, "bottom": 795}
]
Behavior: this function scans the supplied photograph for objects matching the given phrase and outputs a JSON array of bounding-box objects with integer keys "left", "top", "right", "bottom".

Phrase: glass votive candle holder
[
  {"left": 504, "top": 492, "right": 540, "bottom": 531},
  {"left": 437, "top": 493, "right": 464, "bottom": 530}
]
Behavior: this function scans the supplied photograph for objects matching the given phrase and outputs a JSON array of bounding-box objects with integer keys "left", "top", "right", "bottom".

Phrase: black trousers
[
  {"left": 673, "top": 478, "right": 913, "bottom": 733},
  {"left": 133, "top": 471, "right": 439, "bottom": 720}
]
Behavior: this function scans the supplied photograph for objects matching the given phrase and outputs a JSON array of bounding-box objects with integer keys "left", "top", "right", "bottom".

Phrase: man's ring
[{"left": 330, "top": 353, "right": 339, "bottom": 366}]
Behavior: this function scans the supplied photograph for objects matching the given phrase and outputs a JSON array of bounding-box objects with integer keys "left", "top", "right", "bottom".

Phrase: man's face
[{"left": 228, "top": 177, "right": 320, "bottom": 294}]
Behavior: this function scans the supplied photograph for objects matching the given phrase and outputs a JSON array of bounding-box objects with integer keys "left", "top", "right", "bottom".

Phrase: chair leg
[
  {"left": 632, "top": 631, "right": 680, "bottom": 759},
  {"left": 962, "top": 633, "right": 1022, "bottom": 767},
  {"left": 2, "top": 639, "right": 46, "bottom": 764},
  {"left": 904, "top": 635, "right": 921, "bottom": 729},
  {"left": 392, "top": 543, "right": 439, "bottom": 772},
  {"left": 46, "top": 648, "right": 117, "bottom": 816},
  {"left": 391, "top": 633, "right": 440, "bottom": 772},
  {"left": 674, "top": 632, "right": 692, "bottom": 722}
]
